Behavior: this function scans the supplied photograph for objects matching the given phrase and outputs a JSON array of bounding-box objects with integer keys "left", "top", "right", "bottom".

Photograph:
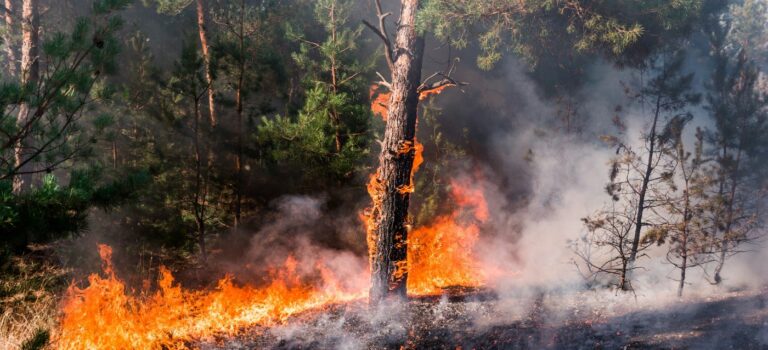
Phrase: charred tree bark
[
  {"left": 196, "top": 0, "right": 217, "bottom": 128},
  {"left": 3, "top": 0, "right": 17, "bottom": 77},
  {"left": 368, "top": 0, "right": 424, "bottom": 304},
  {"left": 13, "top": 0, "right": 38, "bottom": 194}
]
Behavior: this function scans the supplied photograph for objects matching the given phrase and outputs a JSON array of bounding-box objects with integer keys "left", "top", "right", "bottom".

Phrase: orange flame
[
  {"left": 57, "top": 246, "right": 366, "bottom": 349},
  {"left": 369, "top": 85, "right": 390, "bottom": 120},
  {"left": 418, "top": 83, "right": 454, "bottom": 101},
  {"left": 406, "top": 179, "right": 489, "bottom": 295},
  {"left": 364, "top": 81, "right": 487, "bottom": 295}
]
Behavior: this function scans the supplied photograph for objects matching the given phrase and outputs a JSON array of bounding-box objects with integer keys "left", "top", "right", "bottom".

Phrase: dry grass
[{"left": 0, "top": 250, "right": 69, "bottom": 350}]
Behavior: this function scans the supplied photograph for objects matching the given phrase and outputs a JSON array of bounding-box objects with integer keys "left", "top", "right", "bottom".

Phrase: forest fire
[
  {"left": 407, "top": 178, "right": 489, "bottom": 295},
  {"left": 3, "top": 1, "right": 768, "bottom": 349},
  {"left": 57, "top": 179, "right": 492, "bottom": 349},
  {"left": 56, "top": 246, "right": 366, "bottom": 349}
]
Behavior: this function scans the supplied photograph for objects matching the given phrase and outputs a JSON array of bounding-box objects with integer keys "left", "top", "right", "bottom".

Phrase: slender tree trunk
[
  {"left": 678, "top": 250, "right": 687, "bottom": 297},
  {"left": 193, "top": 96, "right": 207, "bottom": 262},
  {"left": 13, "top": 0, "right": 38, "bottom": 194},
  {"left": 112, "top": 139, "right": 117, "bottom": 168},
  {"left": 712, "top": 144, "right": 727, "bottom": 284},
  {"left": 329, "top": 1, "right": 342, "bottom": 153},
  {"left": 368, "top": 0, "right": 424, "bottom": 304},
  {"left": 679, "top": 190, "right": 690, "bottom": 297},
  {"left": 233, "top": 0, "right": 245, "bottom": 229},
  {"left": 677, "top": 149, "right": 696, "bottom": 297},
  {"left": 195, "top": 0, "right": 216, "bottom": 128},
  {"left": 3, "top": 0, "right": 17, "bottom": 77},
  {"left": 628, "top": 96, "right": 661, "bottom": 267},
  {"left": 619, "top": 260, "right": 628, "bottom": 290},
  {"left": 713, "top": 148, "right": 742, "bottom": 284}
]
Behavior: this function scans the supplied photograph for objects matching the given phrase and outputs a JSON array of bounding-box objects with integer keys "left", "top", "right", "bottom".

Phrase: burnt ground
[{"left": 195, "top": 288, "right": 768, "bottom": 350}]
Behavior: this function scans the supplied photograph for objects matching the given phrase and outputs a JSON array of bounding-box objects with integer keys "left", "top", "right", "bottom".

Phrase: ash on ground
[{"left": 196, "top": 287, "right": 768, "bottom": 350}]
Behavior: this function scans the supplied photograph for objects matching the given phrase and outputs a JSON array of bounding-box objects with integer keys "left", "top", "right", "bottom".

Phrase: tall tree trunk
[
  {"left": 678, "top": 248, "right": 687, "bottom": 297},
  {"left": 196, "top": 0, "right": 216, "bottom": 128},
  {"left": 233, "top": 0, "right": 245, "bottom": 229},
  {"left": 713, "top": 148, "right": 742, "bottom": 284},
  {"left": 193, "top": 95, "right": 207, "bottom": 262},
  {"left": 678, "top": 180, "right": 691, "bottom": 297},
  {"left": 368, "top": 0, "right": 424, "bottom": 304},
  {"left": 627, "top": 96, "right": 661, "bottom": 269},
  {"left": 329, "top": 1, "right": 342, "bottom": 153},
  {"left": 3, "top": 0, "right": 17, "bottom": 77},
  {"left": 13, "top": 0, "right": 37, "bottom": 194}
]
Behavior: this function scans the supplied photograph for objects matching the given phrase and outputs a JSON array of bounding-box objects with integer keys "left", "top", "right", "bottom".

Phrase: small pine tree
[
  {"left": 0, "top": 0, "right": 135, "bottom": 257},
  {"left": 703, "top": 7, "right": 768, "bottom": 284},
  {"left": 577, "top": 51, "right": 700, "bottom": 291},
  {"left": 258, "top": 0, "right": 372, "bottom": 189}
]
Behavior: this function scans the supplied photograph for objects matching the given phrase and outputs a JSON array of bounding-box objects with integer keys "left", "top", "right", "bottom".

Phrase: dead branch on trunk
[{"left": 362, "top": 0, "right": 394, "bottom": 72}]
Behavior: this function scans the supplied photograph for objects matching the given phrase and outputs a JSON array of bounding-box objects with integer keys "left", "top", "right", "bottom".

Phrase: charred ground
[{"left": 196, "top": 288, "right": 768, "bottom": 350}]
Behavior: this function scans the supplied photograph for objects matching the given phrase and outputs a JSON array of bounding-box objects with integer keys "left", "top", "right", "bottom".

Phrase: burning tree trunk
[
  {"left": 366, "top": 0, "right": 425, "bottom": 303},
  {"left": 13, "top": 0, "right": 38, "bottom": 194},
  {"left": 195, "top": 0, "right": 216, "bottom": 128}
]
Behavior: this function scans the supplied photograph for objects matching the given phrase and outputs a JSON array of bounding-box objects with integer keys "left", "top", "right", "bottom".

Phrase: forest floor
[
  {"left": 197, "top": 287, "right": 768, "bottom": 350},
  {"left": 0, "top": 246, "right": 66, "bottom": 350},
  {"left": 2, "top": 248, "right": 767, "bottom": 350}
]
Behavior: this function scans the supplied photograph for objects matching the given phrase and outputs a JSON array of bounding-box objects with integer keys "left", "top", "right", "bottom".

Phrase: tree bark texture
[
  {"left": 13, "top": 0, "right": 37, "bottom": 194},
  {"left": 368, "top": 0, "right": 424, "bottom": 304},
  {"left": 3, "top": 0, "right": 17, "bottom": 77},
  {"left": 196, "top": 0, "right": 217, "bottom": 128}
]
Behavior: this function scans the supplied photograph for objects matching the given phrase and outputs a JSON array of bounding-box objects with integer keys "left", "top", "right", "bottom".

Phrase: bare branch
[
  {"left": 417, "top": 72, "right": 469, "bottom": 94},
  {"left": 375, "top": 71, "right": 391, "bottom": 90},
  {"left": 363, "top": 0, "right": 394, "bottom": 72}
]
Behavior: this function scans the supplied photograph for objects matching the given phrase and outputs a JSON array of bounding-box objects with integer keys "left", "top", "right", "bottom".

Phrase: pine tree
[
  {"left": 578, "top": 51, "right": 700, "bottom": 291},
  {"left": 419, "top": 0, "right": 713, "bottom": 70},
  {"left": 258, "top": 0, "right": 371, "bottom": 189},
  {"left": 703, "top": 7, "right": 768, "bottom": 284},
  {"left": 148, "top": 0, "right": 218, "bottom": 126},
  {"left": 659, "top": 124, "right": 711, "bottom": 297},
  {"left": 0, "top": 0, "right": 135, "bottom": 256}
]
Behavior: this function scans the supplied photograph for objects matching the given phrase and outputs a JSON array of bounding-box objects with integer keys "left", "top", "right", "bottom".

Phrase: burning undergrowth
[{"left": 54, "top": 171, "right": 515, "bottom": 349}]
